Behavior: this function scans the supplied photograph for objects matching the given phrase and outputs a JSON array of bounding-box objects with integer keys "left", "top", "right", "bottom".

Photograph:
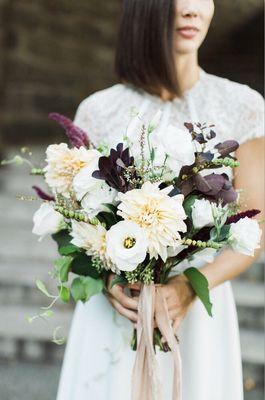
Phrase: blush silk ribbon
[{"left": 131, "top": 284, "right": 182, "bottom": 400}]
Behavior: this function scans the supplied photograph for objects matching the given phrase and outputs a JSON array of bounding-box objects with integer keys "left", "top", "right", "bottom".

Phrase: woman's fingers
[
  {"left": 111, "top": 284, "right": 139, "bottom": 310},
  {"left": 172, "top": 318, "right": 182, "bottom": 334},
  {"left": 108, "top": 296, "right": 138, "bottom": 323},
  {"left": 127, "top": 282, "right": 141, "bottom": 291}
]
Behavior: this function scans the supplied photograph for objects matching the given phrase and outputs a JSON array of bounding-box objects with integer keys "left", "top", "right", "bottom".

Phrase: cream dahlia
[
  {"left": 44, "top": 143, "right": 100, "bottom": 196},
  {"left": 70, "top": 220, "right": 107, "bottom": 260},
  {"left": 117, "top": 181, "right": 187, "bottom": 261}
]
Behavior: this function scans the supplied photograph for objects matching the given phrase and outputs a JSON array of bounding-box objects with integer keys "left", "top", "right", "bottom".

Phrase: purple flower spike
[
  {"left": 49, "top": 113, "right": 89, "bottom": 148},
  {"left": 32, "top": 186, "right": 55, "bottom": 201},
  {"left": 226, "top": 209, "right": 261, "bottom": 225}
]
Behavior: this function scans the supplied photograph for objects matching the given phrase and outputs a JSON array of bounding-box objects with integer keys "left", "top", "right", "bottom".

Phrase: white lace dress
[{"left": 56, "top": 68, "right": 264, "bottom": 400}]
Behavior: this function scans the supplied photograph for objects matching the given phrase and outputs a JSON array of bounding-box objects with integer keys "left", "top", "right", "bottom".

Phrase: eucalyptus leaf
[
  {"left": 184, "top": 267, "right": 212, "bottom": 317},
  {"left": 102, "top": 203, "right": 117, "bottom": 214}
]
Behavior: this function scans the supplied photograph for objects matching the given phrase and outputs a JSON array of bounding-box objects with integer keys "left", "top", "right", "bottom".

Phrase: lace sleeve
[{"left": 236, "top": 87, "right": 264, "bottom": 145}]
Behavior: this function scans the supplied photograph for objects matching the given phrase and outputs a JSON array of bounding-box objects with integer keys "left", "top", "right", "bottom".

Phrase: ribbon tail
[
  {"left": 155, "top": 287, "right": 182, "bottom": 400},
  {"left": 131, "top": 284, "right": 162, "bottom": 400}
]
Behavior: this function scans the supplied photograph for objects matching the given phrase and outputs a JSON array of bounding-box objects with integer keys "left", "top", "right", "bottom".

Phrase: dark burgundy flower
[
  {"left": 194, "top": 173, "right": 237, "bottom": 204},
  {"left": 49, "top": 113, "right": 89, "bottom": 148},
  {"left": 92, "top": 143, "right": 135, "bottom": 192},
  {"left": 226, "top": 209, "right": 260, "bottom": 224},
  {"left": 32, "top": 186, "right": 55, "bottom": 201}
]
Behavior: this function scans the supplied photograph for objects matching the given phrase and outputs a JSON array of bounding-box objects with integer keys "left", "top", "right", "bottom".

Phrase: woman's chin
[{"left": 174, "top": 41, "right": 199, "bottom": 55}]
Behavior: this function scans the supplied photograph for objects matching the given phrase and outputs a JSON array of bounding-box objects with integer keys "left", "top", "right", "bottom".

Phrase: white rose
[
  {"left": 229, "top": 217, "right": 262, "bottom": 256},
  {"left": 81, "top": 183, "right": 117, "bottom": 217},
  {"left": 106, "top": 221, "right": 148, "bottom": 271},
  {"left": 32, "top": 203, "right": 64, "bottom": 240},
  {"left": 153, "top": 125, "right": 195, "bottom": 175},
  {"left": 73, "top": 163, "right": 117, "bottom": 217},
  {"left": 191, "top": 199, "right": 215, "bottom": 229}
]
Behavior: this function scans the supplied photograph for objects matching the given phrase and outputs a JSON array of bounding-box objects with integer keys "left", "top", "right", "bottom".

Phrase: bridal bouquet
[{"left": 3, "top": 109, "right": 262, "bottom": 398}]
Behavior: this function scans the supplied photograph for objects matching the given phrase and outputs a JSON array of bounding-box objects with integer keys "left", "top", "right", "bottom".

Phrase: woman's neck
[{"left": 160, "top": 53, "right": 200, "bottom": 101}]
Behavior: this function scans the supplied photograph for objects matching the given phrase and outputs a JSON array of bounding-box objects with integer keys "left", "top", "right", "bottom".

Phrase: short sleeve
[
  {"left": 73, "top": 95, "right": 103, "bottom": 146},
  {"left": 236, "top": 88, "right": 264, "bottom": 145}
]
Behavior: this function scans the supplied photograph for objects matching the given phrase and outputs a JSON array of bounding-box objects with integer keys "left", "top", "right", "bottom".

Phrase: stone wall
[{"left": 0, "top": 0, "right": 263, "bottom": 146}]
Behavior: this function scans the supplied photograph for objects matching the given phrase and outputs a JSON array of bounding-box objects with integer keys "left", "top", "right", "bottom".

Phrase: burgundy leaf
[{"left": 214, "top": 140, "right": 239, "bottom": 157}]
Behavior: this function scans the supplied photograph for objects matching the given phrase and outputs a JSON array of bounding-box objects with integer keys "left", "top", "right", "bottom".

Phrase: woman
[{"left": 56, "top": 1, "right": 264, "bottom": 399}]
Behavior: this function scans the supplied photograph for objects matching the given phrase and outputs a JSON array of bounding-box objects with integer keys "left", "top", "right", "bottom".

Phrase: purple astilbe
[
  {"left": 226, "top": 209, "right": 261, "bottom": 225},
  {"left": 92, "top": 143, "right": 136, "bottom": 192},
  {"left": 49, "top": 113, "right": 89, "bottom": 148},
  {"left": 32, "top": 186, "right": 55, "bottom": 201},
  {"left": 194, "top": 173, "right": 238, "bottom": 204}
]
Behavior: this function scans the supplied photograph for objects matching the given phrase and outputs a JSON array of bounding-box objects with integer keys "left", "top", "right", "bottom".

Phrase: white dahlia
[
  {"left": 44, "top": 143, "right": 100, "bottom": 196},
  {"left": 117, "top": 181, "right": 187, "bottom": 261}
]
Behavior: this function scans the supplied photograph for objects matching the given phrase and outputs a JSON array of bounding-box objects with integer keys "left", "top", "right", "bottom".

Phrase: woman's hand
[
  {"left": 105, "top": 273, "right": 139, "bottom": 323},
  {"left": 159, "top": 275, "right": 196, "bottom": 335}
]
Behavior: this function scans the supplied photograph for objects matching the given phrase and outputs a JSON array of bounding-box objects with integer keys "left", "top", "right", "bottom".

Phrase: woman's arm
[
  {"left": 200, "top": 136, "right": 264, "bottom": 289},
  {"left": 163, "top": 136, "right": 264, "bottom": 333}
]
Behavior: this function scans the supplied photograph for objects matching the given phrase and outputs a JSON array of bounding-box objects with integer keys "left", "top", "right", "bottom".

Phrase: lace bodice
[{"left": 74, "top": 67, "right": 264, "bottom": 167}]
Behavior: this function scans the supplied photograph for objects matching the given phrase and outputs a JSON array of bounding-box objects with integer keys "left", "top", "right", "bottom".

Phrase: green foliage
[
  {"left": 35, "top": 279, "right": 55, "bottom": 298},
  {"left": 183, "top": 195, "right": 197, "bottom": 219},
  {"left": 71, "top": 253, "right": 101, "bottom": 278},
  {"left": 210, "top": 224, "right": 230, "bottom": 242},
  {"left": 59, "top": 244, "right": 80, "bottom": 256},
  {"left": 110, "top": 274, "right": 128, "bottom": 289},
  {"left": 70, "top": 276, "right": 104, "bottom": 302},
  {"left": 96, "top": 211, "right": 117, "bottom": 229},
  {"left": 184, "top": 267, "right": 213, "bottom": 317},
  {"left": 58, "top": 285, "right": 70, "bottom": 303},
  {"left": 52, "top": 230, "right": 72, "bottom": 249},
  {"left": 54, "top": 256, "right": 73, "bottom": 282}
]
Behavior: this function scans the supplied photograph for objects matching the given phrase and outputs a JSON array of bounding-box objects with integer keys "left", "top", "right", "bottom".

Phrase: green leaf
[
  {"left": 183, "top": 195, "right": 197, "bottom": 220},
  {"left": 59, "top": 244, "right": 80, "bottom": 256},
  {"left": 36, "top": 279, "right": 54, "bottom": 298},
  {"left": 218, "top": 225, "right": 231, "bottom": 241},
  {"left": 71, "top": 253, "right": 100, "bottom": 278},
  {"left": 58, "top": 285, "right": 70, "bottom": 303},
  {"left": 184, "top": 267, "right": 213, "bottom": 317},
  {"left": 102, "top": 203, "right": 117, "bottom": 214},
  {"left": 54, "top": 256, "right": 73, "bottom": 282},
  {"left": 110, "top": 274, "right": 128, "bottom": 289},
  {"left": 70, "top": 277, "right": 87, "bottom": 302},
  {"left": 96, "top": 211, "right": 117, "bottom": 229},
  {"left": 82, "top": 276, "right": 104, "bottom": 300},
  {"left": 70, "top": 276, "right": 104, "bottom": 302},
  {"left": 52, "top": 230, "right": 72, "bottom": 249}
]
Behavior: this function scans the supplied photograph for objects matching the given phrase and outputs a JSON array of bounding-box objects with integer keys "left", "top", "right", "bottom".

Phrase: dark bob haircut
[{"left": 115, "top": 0, "right": 179, "bottom": 98}]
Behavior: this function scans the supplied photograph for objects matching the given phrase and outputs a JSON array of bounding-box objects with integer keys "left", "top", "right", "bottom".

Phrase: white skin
[{"left": 106, "top": 0, "right": 265, "bottom": 335}]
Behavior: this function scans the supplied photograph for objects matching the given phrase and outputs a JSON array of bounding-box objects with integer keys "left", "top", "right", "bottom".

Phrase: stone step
[
  {"left": 232, "top": 281, "right": 264, "bottom": 308},
  {"left": 0, "top": 304, "right": 263, "bottom": 366},
  {"left": 240, "top": 330, "right": 264, "bottom": 365}
]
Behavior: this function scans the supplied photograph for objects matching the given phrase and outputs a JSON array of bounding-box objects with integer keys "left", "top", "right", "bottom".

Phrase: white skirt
[{"left": 56, "top": 279, "right": 244, "bottom": 400}]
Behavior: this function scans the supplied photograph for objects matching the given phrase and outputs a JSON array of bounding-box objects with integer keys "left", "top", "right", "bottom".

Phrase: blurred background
[{"left": 0, "top": 1, "right": 264, "bottom": 399}]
